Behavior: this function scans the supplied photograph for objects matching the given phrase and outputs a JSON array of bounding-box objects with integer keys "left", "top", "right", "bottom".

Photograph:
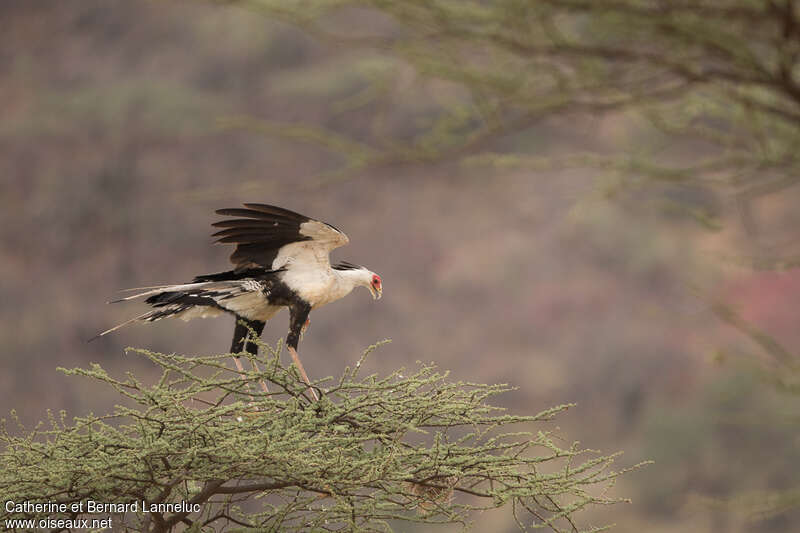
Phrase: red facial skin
[{"left": 371, "top": 274, "right": 382, "bottom": 291}]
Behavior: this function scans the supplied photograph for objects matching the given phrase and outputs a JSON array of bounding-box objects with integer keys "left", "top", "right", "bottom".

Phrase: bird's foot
[{"left": 300, "top": 318, "right": 310, "bottom": 336}]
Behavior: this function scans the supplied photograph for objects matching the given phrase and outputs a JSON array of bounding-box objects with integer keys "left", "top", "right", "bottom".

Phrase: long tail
[
  {"left": 108, "top": 282, "right": 220, "bottom": 303},
  {"left": 90, "top": 281, "right": 242, "bottom": 342},
  {"left": 88, "top": 310, "right": 156, "bottom": 342}
]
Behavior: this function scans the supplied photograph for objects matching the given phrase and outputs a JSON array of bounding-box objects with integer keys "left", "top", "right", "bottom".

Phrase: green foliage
[
  {"left": 216, "top": 0, "right": 800, "bottom": 238},
  {"left": 2, "top": 81, "right": 225, "bottom": 140},
  {"left": 0, "top": 341, "right": 640, "bottom": 532}
]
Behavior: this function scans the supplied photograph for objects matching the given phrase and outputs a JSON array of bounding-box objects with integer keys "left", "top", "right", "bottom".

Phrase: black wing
[{"left": 212, "top": 203, "right": 348, "bottom": 272}]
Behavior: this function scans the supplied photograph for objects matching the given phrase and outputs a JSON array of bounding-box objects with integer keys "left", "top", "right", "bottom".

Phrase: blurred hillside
[{"left": 2, "top": 1, "right": 799, "bottom": 532}]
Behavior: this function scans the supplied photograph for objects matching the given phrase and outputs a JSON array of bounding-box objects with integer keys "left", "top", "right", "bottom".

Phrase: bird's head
[
  {"left": 334, "top": 262, "right": 383, "bottom": 300},
  {"left": 367, "top": 272, "right": 383, "bottom": 300}
]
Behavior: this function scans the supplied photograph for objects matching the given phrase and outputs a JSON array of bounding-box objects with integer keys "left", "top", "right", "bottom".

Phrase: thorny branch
[{"left": 1, "top": 341, "right": 644, "bottom": 532}]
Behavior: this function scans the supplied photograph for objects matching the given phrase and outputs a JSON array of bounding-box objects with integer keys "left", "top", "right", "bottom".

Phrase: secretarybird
[{"left": 94, "top": 203, "right": 383, "bottom": 399}]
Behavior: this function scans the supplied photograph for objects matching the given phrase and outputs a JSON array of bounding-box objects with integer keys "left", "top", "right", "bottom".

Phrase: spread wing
[{"left": 212, "top": 203, "right": 349, "bottom": 271}]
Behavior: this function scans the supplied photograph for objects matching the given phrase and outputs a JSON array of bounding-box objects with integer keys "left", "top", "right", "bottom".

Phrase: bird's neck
[
  {"left": 321, "top": 268, "right": 364, "bottom": 306},
  {"left": 285, "top": 266, "right": 365, "bottom": 308}
]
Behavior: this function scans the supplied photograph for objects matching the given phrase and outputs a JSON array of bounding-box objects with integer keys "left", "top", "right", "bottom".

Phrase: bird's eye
[{"left": 372, "top": 275, "right": 381, "bottom": 285}]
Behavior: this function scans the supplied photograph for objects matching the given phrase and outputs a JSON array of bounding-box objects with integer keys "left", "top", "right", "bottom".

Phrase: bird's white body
[
  {"left": 286, "top": 266, "right": 369, "bottom": 308},
  {"left": 170, "top": 266, "right": 370, "bottom": 323}
]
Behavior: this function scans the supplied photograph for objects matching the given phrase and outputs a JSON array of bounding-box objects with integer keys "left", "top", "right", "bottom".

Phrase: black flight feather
[
  {"left": 333, "top": 261, "right": 364, "bottom": 271},
  {"left": 213, "top": 204, "right": 314, "bottom": 270}
]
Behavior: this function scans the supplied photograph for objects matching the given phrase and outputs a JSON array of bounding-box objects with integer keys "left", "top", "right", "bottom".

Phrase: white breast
[{"left": 281, "top": 266, "right": 336, "bottom": 307}]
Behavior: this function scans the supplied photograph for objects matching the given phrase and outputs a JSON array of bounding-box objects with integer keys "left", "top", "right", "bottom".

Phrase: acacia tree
[
  {"left": 207, "top": 0, "right": 800, "bottom": 520},
  {"left": 1, "top": 341, "right": 638, "bottom": 532}
]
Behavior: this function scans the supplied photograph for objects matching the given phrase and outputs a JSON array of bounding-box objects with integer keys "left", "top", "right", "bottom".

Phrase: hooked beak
[{"left": 369, "top": 284, "right": 383, "bottom": 300}]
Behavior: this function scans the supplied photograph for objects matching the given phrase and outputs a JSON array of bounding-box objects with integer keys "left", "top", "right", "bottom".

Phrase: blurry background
[{"left": 2, "top": 1, "right": 800, "bottom": 531}]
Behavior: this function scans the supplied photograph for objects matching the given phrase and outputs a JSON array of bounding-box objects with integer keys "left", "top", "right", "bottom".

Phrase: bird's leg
[
  {"left": 287, "top": 303, "right": 318, "bottom": 401},
  {"left": 231, "top": 356, "right": 247, "bottom": 375},
  {"left": 248, "top": 359, "right": 269, "bottom": 395},
  {"left": 287, "top": 346, "right": 318, "bottom": 401},
  {"left": 232, "top": 354, "right": 256, "bottom": 404},
  {"left": 232, "top": 356, "right": 269, "bottom": 396},
  {"left": 231, "top": 318, "right": 269, "bottom": 396},
  {"left": 299, "top": 318, "right": 311, "bottom": 341}
]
